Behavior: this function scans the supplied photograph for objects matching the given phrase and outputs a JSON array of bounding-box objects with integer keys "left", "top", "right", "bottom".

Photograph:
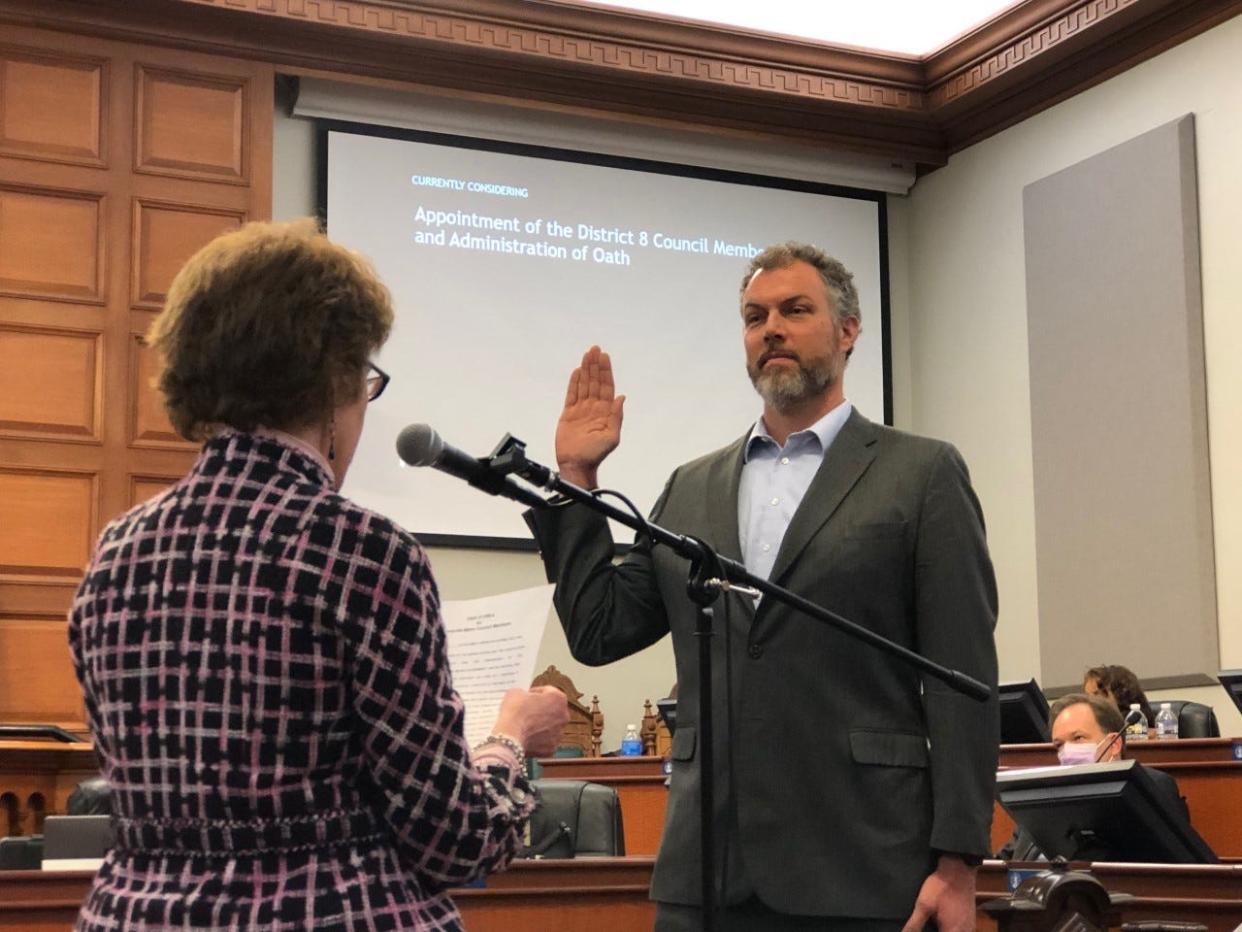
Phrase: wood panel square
[
  {"left": 0, "top": 324, "right": 101, "bottom": 441},
  {"left": 0, "top": 48, "right": 105, "bottom": 165},
  {"left": 129, "top": 334, "right": 191, "bottom": 449},
  {"left": 130, "top": 474, "right": 180, "bottom": 507},
  {"left": 0, "top": 618, "right": 83, "bottom": 723},
  {"left": 135, "top": 65, "right": 247, "bottom": 183},
  {"left": 132, "top": 200, "right": 244, "bottom": 307},
  {"left": 0, "top": 469, "right": 97, "bottom": 578},
  {"left": 0, "top": 185, "right": 103, "bottom": 303}
]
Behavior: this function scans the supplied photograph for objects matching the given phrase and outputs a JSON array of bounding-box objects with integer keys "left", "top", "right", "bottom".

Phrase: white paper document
[{"left": 441, "top": 584, "right": 554, "bottom": 748}]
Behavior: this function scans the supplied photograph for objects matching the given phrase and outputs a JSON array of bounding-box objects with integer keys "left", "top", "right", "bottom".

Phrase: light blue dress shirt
[{"left": 738, "top": 401, "right": 853, "bottom": 580}]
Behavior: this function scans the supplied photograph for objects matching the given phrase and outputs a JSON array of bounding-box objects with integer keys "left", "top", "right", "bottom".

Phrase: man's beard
[{"left": 748, "top": 347, "right": 844, "bottom": 413}]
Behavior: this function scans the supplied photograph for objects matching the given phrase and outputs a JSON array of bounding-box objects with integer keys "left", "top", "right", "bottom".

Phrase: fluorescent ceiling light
[{"left": 574, "top": 0, "right": 1022, "bottom": 55}]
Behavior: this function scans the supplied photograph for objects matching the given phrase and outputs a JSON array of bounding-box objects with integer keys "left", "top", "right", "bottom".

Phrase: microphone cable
[
  {"left": 590, "top": 488, "right": 656, "bottom": 546},
  {"left": 1094, "top": 706, "right": 1141, "bottom": 762}
]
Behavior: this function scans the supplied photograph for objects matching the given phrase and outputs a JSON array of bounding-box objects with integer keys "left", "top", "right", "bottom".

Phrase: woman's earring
[{"left": 328, "top": 419, "right": 336, "bottom": 462}]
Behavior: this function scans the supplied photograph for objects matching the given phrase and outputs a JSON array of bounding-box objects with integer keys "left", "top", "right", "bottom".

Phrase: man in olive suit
[{"left": 526, "top": 243, "right": 999, "bottom": 931}]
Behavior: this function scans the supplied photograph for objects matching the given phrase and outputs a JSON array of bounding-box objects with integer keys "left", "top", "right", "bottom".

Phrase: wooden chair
[{"left": 531, "top": 666, "right": 602, "bottom": 757}]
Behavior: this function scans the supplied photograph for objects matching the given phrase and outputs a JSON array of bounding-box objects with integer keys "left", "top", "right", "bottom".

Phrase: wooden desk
[
  {"left": 455, "top": 857, "right": 656, "bottom": 931},
  {"left": 0, "top": 861, "right": 659, "bottom": 932},
  {"left": 0, "top": 742, "right": 98, "bottom": 836},
  {"left": 990, "top": 761, "right": 1242, "bottom": 858},
  {"left": 539, "top": 755, "right": 1242, "bottom": 862},
  {"left": 3, "top": 861, "right": 1239, "bottom": 932},
  {"left": 1000, "top": 737, "right": 1242, "bottom": 769}
]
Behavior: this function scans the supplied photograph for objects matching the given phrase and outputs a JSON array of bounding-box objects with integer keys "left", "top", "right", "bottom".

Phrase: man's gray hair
[{"left": 740, "top": 242, "right": 861, "bottom": 326}]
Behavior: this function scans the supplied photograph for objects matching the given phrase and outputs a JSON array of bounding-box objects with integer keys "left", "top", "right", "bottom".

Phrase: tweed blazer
[{"left": 69, "top": 432, "right": 535, "bottom": 931}]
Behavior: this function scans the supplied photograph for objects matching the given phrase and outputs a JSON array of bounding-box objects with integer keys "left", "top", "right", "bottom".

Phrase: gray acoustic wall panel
[{"left": 1023, "top": 115, "right": 1216, "bottom": 692}]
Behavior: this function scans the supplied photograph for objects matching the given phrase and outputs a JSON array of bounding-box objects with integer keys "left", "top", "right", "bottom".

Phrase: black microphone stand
[{"left": 481, "top": 434, "right": 991, "bottom": 932}]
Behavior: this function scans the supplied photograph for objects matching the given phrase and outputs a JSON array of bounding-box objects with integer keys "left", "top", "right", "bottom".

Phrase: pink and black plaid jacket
[{"left": 68, "top": 431, "right": 536, "bottom": 931}]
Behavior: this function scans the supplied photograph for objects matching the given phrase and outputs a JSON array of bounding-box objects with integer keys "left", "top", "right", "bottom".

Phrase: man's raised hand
[{"left": 555, "top": 346, "right": 625, "bottom": 489}]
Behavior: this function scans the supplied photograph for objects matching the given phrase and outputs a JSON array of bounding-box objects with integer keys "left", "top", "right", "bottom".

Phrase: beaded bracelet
[{"left": 475, "top": 733, "right": 527, "bottom": 772}]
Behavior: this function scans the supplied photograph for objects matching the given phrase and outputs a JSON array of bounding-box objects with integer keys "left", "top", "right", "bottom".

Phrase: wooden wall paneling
[
  {"left": 0, "top": 322, "right": 102, "bottom": 442},
  {"left": 0, "top": 580, "right": 77, "bottom": 619},
  {"left": 128, "top": 330, "right": 193, "bottom": 450},
  {"left": 0, "top": 26, "right": 116, "bottom": 736},
  {"left": 134, "top": 63, "right": 248, "bottom": 184},
  {"left": 0, "top": 23, "right": 268, "bottom": 733},
  {"left": 129, "top": 473, "right": 180, "bottom": 507},
  {"left": 0, "top": 617, "right": 84, "bottom": 723},
  {"left": 0, "top": 465, "right": 98, "bottom": 580},
  {"left": 130, "top": 198, "right": 245, "bottom": 308},
  {"left": 94, "top": 42, "right": 140, "bottom": 532},
  {"left": 0, "top": 44, "right": 107, "bottom": 168},
  {"left": 0, "top": 183, "right": 105, "bottom": 304}
]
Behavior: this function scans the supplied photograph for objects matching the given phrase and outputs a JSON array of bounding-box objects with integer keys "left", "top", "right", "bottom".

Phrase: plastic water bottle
[
  {"left": 1125, "top": 703, "right": 1149, "bottom": 740},
  {"left": 620, "top": 723, "right": 643, "bottom": 756},
  {"left": 1155, "top": 702, "right": 1179, "bottom": 739}
]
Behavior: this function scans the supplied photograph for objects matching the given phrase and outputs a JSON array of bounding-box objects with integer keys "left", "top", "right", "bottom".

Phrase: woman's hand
[{"left": 493, "top": 686, "right": 570, "bottom": 757}]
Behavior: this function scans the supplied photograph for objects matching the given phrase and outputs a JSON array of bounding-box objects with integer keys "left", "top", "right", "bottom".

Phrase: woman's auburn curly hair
[{"left": 147, "top": 219, "right": 394, "bottom": 442}]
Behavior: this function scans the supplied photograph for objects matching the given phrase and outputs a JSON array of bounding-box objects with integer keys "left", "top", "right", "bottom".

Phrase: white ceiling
[{"left": 575, "top": 0, "right": 1024, "bottom": 56}]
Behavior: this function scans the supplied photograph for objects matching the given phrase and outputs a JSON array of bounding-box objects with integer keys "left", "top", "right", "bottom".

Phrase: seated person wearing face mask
[{"left": 995, "top": 693, "right": 1190, "bottom": 861}]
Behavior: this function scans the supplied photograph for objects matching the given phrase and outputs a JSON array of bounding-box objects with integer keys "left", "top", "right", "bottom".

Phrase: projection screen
[{"left": 322, "top": 123, "right": 890, "bottom": 546}]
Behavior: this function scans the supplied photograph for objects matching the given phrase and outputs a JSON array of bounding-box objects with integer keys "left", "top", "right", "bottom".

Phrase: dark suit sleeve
[
  {"left": 914, "top": 444, "right": 1000, "bottom": 858},
  {"left": 523, "top": 475, "right": 676, "bottom": 665},
  {"left": 1148, "top": 766, "right": 1192, "bottom": 824}
]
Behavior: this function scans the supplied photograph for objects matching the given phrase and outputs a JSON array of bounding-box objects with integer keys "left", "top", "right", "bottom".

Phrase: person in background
[
  {"left": 1084, "top": 664, "right": 1154, "bottom": 726},
  {"left": 69, "top": 219, "right": 567, "bottom": 931},
  {"left": 65, "top": 777, "right": 111, "bottom": 816},
  {"left": 996, "top": 692, "right": 1188, "bottom": 861}
]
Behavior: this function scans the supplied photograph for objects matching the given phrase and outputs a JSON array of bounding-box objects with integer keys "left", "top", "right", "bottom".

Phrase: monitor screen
[
  {"left": 999, "top": 678, "right": 1050, "bottom": 744},
  {"left": 40, "top": 814, "right": 113, "bottom": 870},
  {"left": 656, "top": 698, "right": 677, "bottom": 736},
  {"left": 997, "top": 759, "right": 1216, "bottom": 864},
  {"left": 1218, "top": 669, "right": 1242, "bottom": 717}
]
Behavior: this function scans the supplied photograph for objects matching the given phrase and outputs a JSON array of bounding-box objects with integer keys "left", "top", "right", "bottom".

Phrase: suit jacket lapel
[
  {"left": 762, "top": 409, "right": 879, "bottom": 595},
  {"left": 703, "top": 434, "right": 747, "bottom": 565},
  {"left": 697, "top": 434, "right": 755, "bottom": 624}
]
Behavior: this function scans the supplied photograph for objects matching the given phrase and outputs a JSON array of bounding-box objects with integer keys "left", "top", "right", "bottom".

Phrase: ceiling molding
[{"left": 1, "top": 0, "right": 1238, "bottom": 170}]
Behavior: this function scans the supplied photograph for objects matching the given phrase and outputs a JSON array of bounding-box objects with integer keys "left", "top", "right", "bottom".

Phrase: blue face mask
[{"left": 1056, "top": 740, "right": 1101, "bottom": 766}]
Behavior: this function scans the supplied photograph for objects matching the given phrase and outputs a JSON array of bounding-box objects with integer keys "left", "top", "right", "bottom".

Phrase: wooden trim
[
  {"left": 0, "top": 0, "right": 1237, "bottom": 169},
  {"left": 930, "top": 0, "right": 1242, "bottom": 152}
]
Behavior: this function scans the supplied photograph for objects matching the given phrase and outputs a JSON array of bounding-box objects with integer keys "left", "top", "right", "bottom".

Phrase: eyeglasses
[{"left": 366, "top": 361, "right": 391, "bottom": 403}]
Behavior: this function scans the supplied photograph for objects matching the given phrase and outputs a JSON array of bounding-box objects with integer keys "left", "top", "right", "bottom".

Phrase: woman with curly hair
[
  {"left": 1083, "top": 663, "right": 1154, "bottom": 726},
  {"left": 69, "top": 219, "right": 567, "bottom": 931}
]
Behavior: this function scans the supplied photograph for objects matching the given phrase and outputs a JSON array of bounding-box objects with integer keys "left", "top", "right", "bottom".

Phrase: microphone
[
  {"left": 1095, "top": 706, "right": 1141, "bottom": 762},
  {"left": 395, "top": 424, "right": 548, "bottom": 509}
]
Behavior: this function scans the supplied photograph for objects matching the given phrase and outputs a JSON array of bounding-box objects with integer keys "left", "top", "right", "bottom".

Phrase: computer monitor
[
  {"left": 655, "top": 698, "right": 677, "bottom": 736},
  {"left": 40, "top": 814, "right": 113, "bottom": 870},
  {"left": 997, "top": 759, "right": 1217, "bottom": 864},
  {"left": 1218, "top": 669, "right": 1242, "bottom": 717},
  {"left": 999, "top": 678, "right": 1050, "bottom": 744}
]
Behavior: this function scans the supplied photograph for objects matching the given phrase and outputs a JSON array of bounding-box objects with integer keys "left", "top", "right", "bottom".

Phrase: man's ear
[
  {"left": 1100, "top": 732, "right": 1123, "bottom": 761},
  {"left": 838, "top": 316, "right": 861, "bottom": 356}
]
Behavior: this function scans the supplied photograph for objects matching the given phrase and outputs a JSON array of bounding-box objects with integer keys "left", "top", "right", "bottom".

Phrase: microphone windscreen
[{"left": 396, "top": 423, "right": 443, "bottom": 467}]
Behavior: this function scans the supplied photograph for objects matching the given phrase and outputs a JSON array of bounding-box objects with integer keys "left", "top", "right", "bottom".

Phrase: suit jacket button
[{"left": 748, "top": 643, "right": 763, "bottom": 659}]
